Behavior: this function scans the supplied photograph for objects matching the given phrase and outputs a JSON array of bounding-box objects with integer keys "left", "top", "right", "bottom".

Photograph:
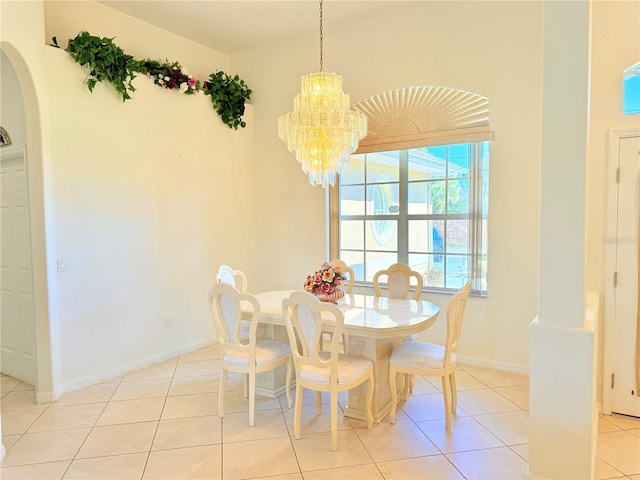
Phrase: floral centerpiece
[{"left": 304, "top": 262, "right": 347, "bottom": 303}]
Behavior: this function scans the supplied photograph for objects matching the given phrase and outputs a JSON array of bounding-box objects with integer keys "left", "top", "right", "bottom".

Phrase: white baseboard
[
  {"left": 456, "top": 354, "right": 529, "bottom": 376},
  {"left": 526, "top": 470, "right": 547, "bottom": 480},
  {"left": 59, "top": 337, "right": 216, "bottom": 398}
]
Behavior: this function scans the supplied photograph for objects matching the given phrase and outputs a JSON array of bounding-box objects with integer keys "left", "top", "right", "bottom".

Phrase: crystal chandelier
[{"left": 278, "top": 0, "right": 367, "bottom": 188}]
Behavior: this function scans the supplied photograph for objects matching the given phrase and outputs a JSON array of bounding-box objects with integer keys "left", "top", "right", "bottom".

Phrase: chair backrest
[
  {"left": 209, "top": 282, "right": 259, "bottom": 355},
  {"left": 328, "top": 259, "right": 355, "bottom": 294},
  {"left": 444, "top": 281, "right": 472, "bottom": 364},
  {"left": 372, "top": 263, "right": 423, "bottom": 300},
  {"left": 282, "top": 291, "right": 344, "bottom": 381},
  {"left": 216, "top": 264, "right": 248, "bottom": 293}
]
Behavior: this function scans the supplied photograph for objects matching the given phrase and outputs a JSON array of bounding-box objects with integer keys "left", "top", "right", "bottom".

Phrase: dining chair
[
  {"left": 282, "top": 291, "right": 374, "bottom": 451},
  {"left": 209, "top": 282, "right": 292, "bottom": 426},
  {"left": 373, "top": 262, "right": 423, "bottom": 301},
  {"left": 388, "top": 281, "right": 472, "bottom": 429},
  {"left": 217, "top": 264, "right": 251, "bottom": 340},
  {"left": 373, "top": 262, "right": 424, "bottom": 392},
  {"left": 216, "top": 264, "right": 248, "bottom": 293}
]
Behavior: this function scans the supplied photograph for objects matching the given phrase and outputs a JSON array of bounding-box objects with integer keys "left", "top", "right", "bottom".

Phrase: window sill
[{"left": 352, "top": 283, "right": 487, "bottom": 298}]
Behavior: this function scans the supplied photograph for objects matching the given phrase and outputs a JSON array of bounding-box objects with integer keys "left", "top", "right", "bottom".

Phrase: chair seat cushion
[
  {"left": 389, "top": 341, "right": 456, "bottom": 370},
  {"left": 223, "top": 340, "right": 291, "bottom": 366},
  {"left": 300, "top": 353, "right": 373, "bottom": 385}
]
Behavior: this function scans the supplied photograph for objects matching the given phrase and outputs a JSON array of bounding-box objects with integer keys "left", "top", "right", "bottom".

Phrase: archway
[{"left": 1, "top": 41, "right": 57, "bottom": 403}]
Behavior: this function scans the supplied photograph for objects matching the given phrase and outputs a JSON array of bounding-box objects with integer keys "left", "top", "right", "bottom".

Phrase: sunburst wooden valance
[{"left": 353, "top": 86, "right": 491, "bottom": 154}]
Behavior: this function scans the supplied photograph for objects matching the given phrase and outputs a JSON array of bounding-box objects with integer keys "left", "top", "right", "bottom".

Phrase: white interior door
[
  {"left": 1, "top": 149, "right": 36, "bottom": 385},
  {"left": 612, "top": 135, "right": 640, "bottom": 418}
]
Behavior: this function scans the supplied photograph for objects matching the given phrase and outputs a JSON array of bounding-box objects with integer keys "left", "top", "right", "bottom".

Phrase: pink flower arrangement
[{"left": 304, "top": 262, "right": 346, "bottom": 296}]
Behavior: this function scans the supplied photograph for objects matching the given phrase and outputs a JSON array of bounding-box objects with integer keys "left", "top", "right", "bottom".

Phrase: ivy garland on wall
[{"left": 52, "top": 31, "right": 252, "bottom": 130}]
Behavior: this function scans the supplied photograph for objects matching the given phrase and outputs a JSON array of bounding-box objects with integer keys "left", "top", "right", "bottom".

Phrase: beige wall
[
  {"left": 44, "top": 1, "right": 256, "bottom": 390},
  {"left": 232, "top": 1, "right": 544, "bottom": 372}
]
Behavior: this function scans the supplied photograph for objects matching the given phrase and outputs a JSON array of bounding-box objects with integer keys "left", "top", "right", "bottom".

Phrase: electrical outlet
[{"left": 164, "top": 318, "right": 172, "bottom": 329}]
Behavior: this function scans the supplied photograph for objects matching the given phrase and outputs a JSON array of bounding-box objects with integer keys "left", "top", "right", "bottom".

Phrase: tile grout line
[
  {"left": 58, "top": 379, "right": 119, "bottom": 478},
  {"left": 139, "top": 356, "right": 180, "bottom": 480},
  {"left": 396, "top": 382, "right": 471, "bottom": 480}
]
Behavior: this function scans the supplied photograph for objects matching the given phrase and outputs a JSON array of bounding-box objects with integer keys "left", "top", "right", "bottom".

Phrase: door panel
[
  {"left": 612, "top": 135, "right": 640, "bottom": 418},
  {"left": 1, "top": 154, "right": 36, "bottom": 384}
]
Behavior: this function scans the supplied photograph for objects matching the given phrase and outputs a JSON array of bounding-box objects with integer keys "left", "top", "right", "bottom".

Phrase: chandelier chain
[{"left": 319, "top": 0, "right": 323, "bottom": 72}]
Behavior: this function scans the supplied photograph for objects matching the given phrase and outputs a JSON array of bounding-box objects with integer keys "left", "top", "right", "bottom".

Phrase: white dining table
[{"left": 245, "top": 290, "right": 440, "bottom": 424}]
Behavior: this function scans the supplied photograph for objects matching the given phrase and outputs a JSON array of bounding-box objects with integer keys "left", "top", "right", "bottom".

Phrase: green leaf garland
[
  {"left": 204, "top": 72, "right": 252, "bottom": 130},
  {"left": 67, "top": 31, "right": 140, "bottom": 102},
  {"left": 60, "top": 31, "right": 251, "bottom": 129}
]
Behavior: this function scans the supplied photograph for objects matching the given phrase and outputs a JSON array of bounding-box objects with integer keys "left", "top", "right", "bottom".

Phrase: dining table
[{"left": 244, "top": 290, "right": 440, "bottom": 424}]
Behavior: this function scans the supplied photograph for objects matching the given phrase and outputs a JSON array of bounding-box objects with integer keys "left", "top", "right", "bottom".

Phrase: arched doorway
[{"left": 0, "top": 42, "right": 56, "bottom": 404}]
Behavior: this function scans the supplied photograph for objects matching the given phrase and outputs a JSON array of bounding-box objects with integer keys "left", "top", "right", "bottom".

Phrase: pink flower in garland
[{"left": 145, "top": 60, "right": 200, "bottom": 95}]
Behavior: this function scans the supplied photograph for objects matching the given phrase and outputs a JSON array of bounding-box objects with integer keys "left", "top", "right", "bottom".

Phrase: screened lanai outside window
[{"left": 337, "top": 142, "right": 489, "bottom": 294}]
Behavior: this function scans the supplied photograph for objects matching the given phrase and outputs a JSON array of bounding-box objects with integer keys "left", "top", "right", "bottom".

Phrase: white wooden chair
[
  {"left": 373, "top": 262, "right": 424, "bottom": 392},
  {"left": 389, "top": 281, "right": 472, "bottom": 429},
  {"left": 209, "top": 282, "right": 292, "bottom": 426},
  {"left": 217, "top": 264, "right": 250, "bottom": 339},
  {"left": 216, "top": 264, "right": 248, "bottom": 292},
  {"left": 373, "top": 262, "right": 423, "bottom": 301},
  {"left": 282, "top": 291, "right": 374, "bottom": 451}
]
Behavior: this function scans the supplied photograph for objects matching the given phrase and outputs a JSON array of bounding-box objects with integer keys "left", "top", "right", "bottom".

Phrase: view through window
[
  {"left": 337, "top": 142, "right": 489, "bottom": 294},
  {"left": 623, "top": 62, "right": 640, "bottom": 115}
]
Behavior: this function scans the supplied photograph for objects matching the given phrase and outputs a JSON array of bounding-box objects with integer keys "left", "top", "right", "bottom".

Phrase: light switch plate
[{"left": 57, "top": 258, "right": 67, "bottom": 273}]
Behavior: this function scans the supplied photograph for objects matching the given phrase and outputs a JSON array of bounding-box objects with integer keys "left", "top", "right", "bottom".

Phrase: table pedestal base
[
  {"left": 343, "top": 335, "right": 404, "bottom": 424},
  {"left": 255, "top": 323, "right": 295, "bottom": 398}
]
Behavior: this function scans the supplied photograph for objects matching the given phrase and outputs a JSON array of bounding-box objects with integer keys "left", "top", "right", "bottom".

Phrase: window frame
[{"left": 329, "top": 141, "right": 488, "bottom": 296}]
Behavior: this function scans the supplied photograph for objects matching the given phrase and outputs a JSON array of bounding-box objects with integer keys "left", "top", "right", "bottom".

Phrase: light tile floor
[{"left": 1, "top": 345, "right": 639, "bottom": 479}]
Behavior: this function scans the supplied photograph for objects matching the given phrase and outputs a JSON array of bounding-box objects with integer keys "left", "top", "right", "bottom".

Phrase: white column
[{"left": 529, "top": 1, "right": 597, "bottom": 479}]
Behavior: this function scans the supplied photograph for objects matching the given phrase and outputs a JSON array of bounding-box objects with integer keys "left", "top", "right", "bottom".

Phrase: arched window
[{"left": 330, "top": 86, "right": 491, "bottom": 294}]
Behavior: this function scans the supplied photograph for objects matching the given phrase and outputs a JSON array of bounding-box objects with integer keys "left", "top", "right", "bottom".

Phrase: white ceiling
[{"left": 96, "top": 1, "right": 416, "bottom": 54}]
